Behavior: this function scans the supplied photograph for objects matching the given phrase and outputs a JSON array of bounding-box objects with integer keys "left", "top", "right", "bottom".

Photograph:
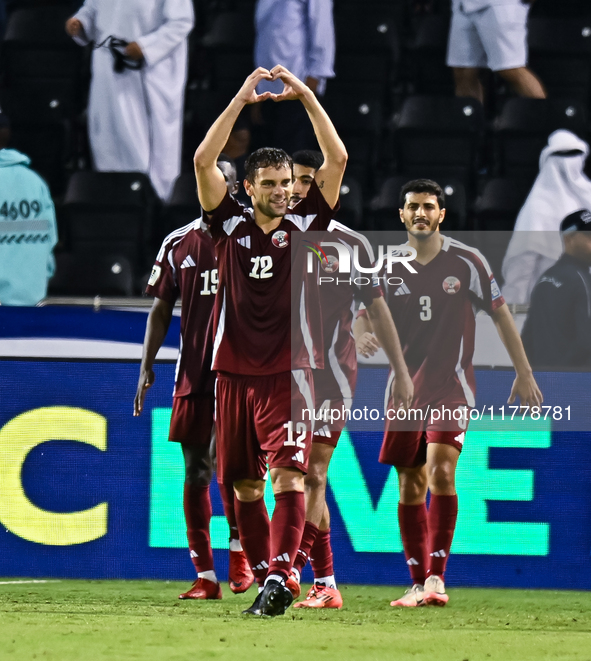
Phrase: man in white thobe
[{"left": 66, "top": 0, "right": 194, "bottom": 202}]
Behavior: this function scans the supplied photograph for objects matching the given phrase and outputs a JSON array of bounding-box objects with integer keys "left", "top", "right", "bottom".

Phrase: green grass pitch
[{"left": 0, "top": 580, "right": 590, "bottom": 661}]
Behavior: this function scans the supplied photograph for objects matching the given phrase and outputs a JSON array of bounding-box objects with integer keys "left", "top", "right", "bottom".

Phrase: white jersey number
[
  {"left": 419, "top": 295, "right": 432, "bottom": 321},
  {"left": 200, "top": 269, "right": 218, "bottom": 295},
  {"left": 249, "top": 256, "right": 273, "bottom": 279},
  {"left": 283, "top": 421, "right": 307, "bottom": 448}
]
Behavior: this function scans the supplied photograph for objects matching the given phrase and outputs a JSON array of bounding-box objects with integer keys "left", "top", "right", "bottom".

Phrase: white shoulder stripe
[
  {"left": 156, "top": 221, "right": 196, "bottom": 262},
  {"left": 222, "top": 215, "right": 247, "bottom": 236},
  {"left": 285, "top": 213, "right": 318, "bottom": 231},
  {"left": 327, "top": 219, "right": 376, "bottom": 263},
  {"left": 447, "top": 236, "right": 493, "bottom": 277}
]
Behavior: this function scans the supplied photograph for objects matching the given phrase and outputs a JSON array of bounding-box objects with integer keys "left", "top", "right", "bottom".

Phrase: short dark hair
[
  {"left": 399, "top": 179, "right": 445, "bottom": 210},
  {"left": 244, "top": 147, "right": 293, "bottom": 184},
  {"left": 292, "top": 149, "right": 324, "bottom": 171}
]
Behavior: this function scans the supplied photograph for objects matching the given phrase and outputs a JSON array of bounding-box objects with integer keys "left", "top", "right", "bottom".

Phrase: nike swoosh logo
[{"left": 232, "top": 581, "right": 242, "bottom": 587}]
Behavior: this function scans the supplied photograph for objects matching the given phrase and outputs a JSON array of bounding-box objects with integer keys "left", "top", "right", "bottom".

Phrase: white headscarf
[{"left": 502, "top": 130, "right": 591, "bottom": 304}]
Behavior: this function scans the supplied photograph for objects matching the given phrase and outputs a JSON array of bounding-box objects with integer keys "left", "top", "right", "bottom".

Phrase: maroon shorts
[
  {"left": 169, "top": 394, "right": 215, "bottom": 445},
  {"left": 311, "top": 363, "right": 357, "bottom": 448},
  {"left": 379, "top": 402, "right": 469, "bottom": 468},
  {"left": 215, "top": 369, "right": 314, "bottom": 483}
]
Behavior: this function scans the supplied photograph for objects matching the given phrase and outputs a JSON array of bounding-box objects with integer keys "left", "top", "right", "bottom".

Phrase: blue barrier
[{"left": 1, "top": 358, "right": 590, "bottom": 589}]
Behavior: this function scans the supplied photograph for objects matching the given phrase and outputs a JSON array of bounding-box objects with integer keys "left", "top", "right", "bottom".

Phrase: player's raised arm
[
  {"left": 134, "top": 297, "right": 174, "bottom": 416},
  {"left": 269, "top": 65, "right": 347, "bottom": 208},
  {"left": 491, "top": 302, "right": 543, "bottom": 408},
  {"left": 193, "top": 68, "right": 272, "bottom": 212}
]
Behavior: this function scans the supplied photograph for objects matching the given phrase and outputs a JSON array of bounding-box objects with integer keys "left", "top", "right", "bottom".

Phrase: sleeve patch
[
  {"left": 490, "top": 276, "right": 501, "bottom": 301},
  {"left": 148, "top": 265, "right": 161, "bottom": 286}
]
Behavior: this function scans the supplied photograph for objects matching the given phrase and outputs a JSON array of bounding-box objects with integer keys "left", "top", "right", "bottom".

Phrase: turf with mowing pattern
[{"left": 0, "top": 580, "right": 590, "bottom": 661}]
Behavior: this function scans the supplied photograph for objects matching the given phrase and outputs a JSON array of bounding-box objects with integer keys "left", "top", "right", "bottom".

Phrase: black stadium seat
[
  {"left": 62, "top": 172, "right": 158, "bottom": 276},
  {"left": 473, "top": 178, "right": 534, "bottom": 285},
  {"left": 0, "top": 88, "right": 71, "bottom": 195},
  {"left": 370, "top": 175, "right": 466, "bottom": 231},
  {"left": 408, "top": 15, "right": 454, "bottom": 96},
  {"left": 160, "top": 173, "right": 201, "bottom": 241},
  {"left": 200, "top": 11, "right": 255, "bottom": 93},
  {"left": 334, "top": 176, "right": 364, "bottom": 230},
  {"left": 493, "top": 98, "right": 587, "bottom": 180},
  {"left": 1, "top": 5, "right": 83, "bottom": 93},
  {"left": 528, "top": 18, "right": 591, "bottom": 103},
  {"left": 390, "top": 96, "right": 485, "bottom": 193},
  {"left": 49, "top": 252, "right": 134, "bottom": 297}
]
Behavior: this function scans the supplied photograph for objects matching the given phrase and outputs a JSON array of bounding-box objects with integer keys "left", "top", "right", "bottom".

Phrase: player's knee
[
  {"left": 428, "top": 462, "right": 455, "bottom": 494},
  {"left": 304, "top": 465, "right": 327, "bottom": 493},
  {"left": 397, "top": 467, "right": 427, "bottom": 504},
  {"left": 234, "top": 479, "right": 266, "bottom": 502},
  {"left": 453, "top": 67, "right": 478, "bottom": 85},
  {"left": 184, "top": 467, "right": 212, "bottom": 487},
  {"left": 270, "top": 467, "right": 304, "bottom": 494}
]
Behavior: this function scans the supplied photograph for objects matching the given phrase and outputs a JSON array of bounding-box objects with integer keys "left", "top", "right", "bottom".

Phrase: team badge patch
[
  {"left": 148, "top": 265, "right": 161, "bottom": 286},
  {"left": 490, "top": 276, "right": 501, "bottom": 300},
  {"left": 271, "top": 230, "right": 289, "bottom": 248},
  {"left": 442, "top": 276, "right": 461, "bottom": 294},
  {"left": 321, "top": 254, "right": 339, "bottom": 273}
]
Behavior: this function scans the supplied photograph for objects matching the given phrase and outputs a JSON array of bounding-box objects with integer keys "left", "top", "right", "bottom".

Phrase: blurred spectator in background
[
  {"left": 0, "top": 109, "right": 58, "bottom": 306},
  {"left": 521, "top": 209, "right": 591, "bottom": 369},
  {"left": 502, "top": 130, "right": 591, "bottom": 304},
  {"left": 65, "top": 0, "right": 194, "bottom": 202},
  {"left": 253, "top": 0, "right": 335, "bottom": 154},
  {"left": 447, "top": 0, "right": 546, "bottom": 104}
]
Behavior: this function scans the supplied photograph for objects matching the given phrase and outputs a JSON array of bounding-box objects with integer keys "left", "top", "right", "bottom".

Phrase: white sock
[
  {"left": 229, "top": 538, "right": 243, "bottom": 552},
  {"left": 265, "top": 573, "right": 285, "bottom": 586},
  {"left": 198, "top": 570, "right": 217, "bottom": 583},
  {"left": 314, "top": 575, "right": 336, "bottom": 589}
]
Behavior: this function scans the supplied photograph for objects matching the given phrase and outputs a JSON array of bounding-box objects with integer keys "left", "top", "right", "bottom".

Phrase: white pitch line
[{"left": 0, "top": 580, "right": 62, "bottom": 585}]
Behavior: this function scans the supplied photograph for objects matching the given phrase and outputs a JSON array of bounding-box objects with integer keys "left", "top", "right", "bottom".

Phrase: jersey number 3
[
  {"left": 249, "top": 256, "right": 273, "bottom": 279},
  {"left": 419, "top": 295, "right": 432, "bottom": 321}
]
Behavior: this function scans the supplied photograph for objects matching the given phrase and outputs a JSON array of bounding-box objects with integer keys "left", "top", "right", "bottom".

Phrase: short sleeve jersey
[
  {"left": 315, "top": 221, "right": 383, "bottom": 376},
  {"left": 205, "top": 180, "right": 336, "bottom": 375},
  {"left": 382, "top": 235, "right": 504, "bottom": 408},
  {"left": 146, "top": 220, "right": 217, "bottom": 397}
]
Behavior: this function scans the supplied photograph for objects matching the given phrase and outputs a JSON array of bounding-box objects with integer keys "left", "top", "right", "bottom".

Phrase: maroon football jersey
[
  {"left": 205, "top": 180, "right": 336, "bottom": 375},
  {"left": 381, "top": 235, "right": 505, "bottom": 408},
  {"left": 146, "top": 219, "right": 217, "bottom": 396},
  {"left": 314, "top": 221, "right": 383, "bottom": 404}
]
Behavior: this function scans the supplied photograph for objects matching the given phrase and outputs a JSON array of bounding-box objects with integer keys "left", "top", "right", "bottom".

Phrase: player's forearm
[
  {"left": 366, "top": 298, "right": 408, "bottom": 375},
  {"left": 300, "top": 91, "right": 347, "bottom": 170},
  {"left": 353, "top": 311, "right": 373, "bottom": 343},
  {"left": 194, "top": 97, "right": 244, "bottom": 171},
  {"left": 141, "top": 301, "right": 173, "bottom": 371},
  {"left": 492, "top": 303, "right": 534, "bottom": 377}
]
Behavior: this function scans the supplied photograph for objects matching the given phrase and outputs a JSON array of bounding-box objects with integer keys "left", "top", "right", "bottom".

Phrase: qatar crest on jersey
[
  {"left": 272, "top": 230, "right": 289, "bottom": 248},
  {"left": 321, "top": 254, "right": 339, "bottom": 273},
  {"left": 442, "top": 276, "right": 461, "bottom": 294}
]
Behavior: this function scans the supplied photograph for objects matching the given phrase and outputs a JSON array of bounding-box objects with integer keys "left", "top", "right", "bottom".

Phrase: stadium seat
[
  {"left": 528, "top": 18, "right": 591, "bottom": 102},
  {"left": 0, "top": 88, "right": 71, "bottom": 195},
  {"left": 1, "top": 6, "right": 83, "bottom": 94},
  {"left": 334, "top": 176, "right": 364, "bottom": 230},
  {"left": 472, "top": 178, "right": 534, "bottom": 285},
  {"left": 62, "top": 172, "right": 158, "bottom": 276},
  {"left": 473, "top": 178, "right": 532, "bottom": 231},
  {"left": 48, "top": 251, "right": 135, "bottom": 297},
  {"left": 408, "top": 15, "right": 455, "bottom": 96},
  {"left": 199, "top": 11, "right": 255, "bottom": 92},
  {"left": 493, "top": 98, "right": 587, "bottom": 180},
  {"left": 390, "top": 96, "right": 485, "bottom": 193},
  {"left": 370, "top": 175, "right": 467, "bottom": 231},
  {"left": 321, "top": 93, "right": 383, "bottom": 188},
  {"left": 160, "top": 173, "right": 201, "bottom": 241}
]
